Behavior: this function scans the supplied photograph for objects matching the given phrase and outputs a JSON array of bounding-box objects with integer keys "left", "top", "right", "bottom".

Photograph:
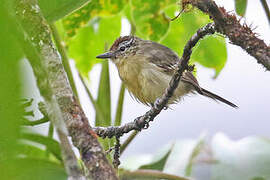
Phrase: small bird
[{"left": 96, "top": 36, "right": 237, "bottom": 108}]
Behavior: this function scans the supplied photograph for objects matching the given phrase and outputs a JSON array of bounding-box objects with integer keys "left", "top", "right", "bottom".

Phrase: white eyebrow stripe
[{"left": 119, "top": 38, "right": 133, "bottom": 48}]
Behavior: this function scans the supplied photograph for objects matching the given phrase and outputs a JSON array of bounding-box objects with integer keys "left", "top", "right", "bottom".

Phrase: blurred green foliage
[
  {"left": 57, "top": 0, "right": 228, "bottom": 77},
  {"left": 234, "top": 0, "right": 248, "bottom": 16},
  {"left": 38, "top": 0, "right": 90, "bottom": 22},
  {"left": 121, "top": 134, "right": 270, "bottom": 179},
  {"left": 163, "top": 7, "right": 227, "bottom": 77},
  {"left": 2, "top": 0, "right": 269, "bottom": 179},
  {"left": 0, "top": 1, "right": 66, "bottom": 179},
  {"left": 68, "top": 15, "right": 122, "bottom": 74},
  {"left": 0, "top": 2, "right": 24, "bottom": 179}
]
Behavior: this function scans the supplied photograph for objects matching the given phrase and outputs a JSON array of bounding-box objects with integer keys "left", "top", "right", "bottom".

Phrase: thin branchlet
[
  {"left": 182, "top": 0, "right": 270, "bottom": 70},
  {"left": 93, "top": 23, "right": 216, "bottom": 138}
]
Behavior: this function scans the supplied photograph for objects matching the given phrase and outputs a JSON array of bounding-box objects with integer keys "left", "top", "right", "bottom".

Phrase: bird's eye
[{"left": 120, "top": 46, "right": 125, "bottom": 51}]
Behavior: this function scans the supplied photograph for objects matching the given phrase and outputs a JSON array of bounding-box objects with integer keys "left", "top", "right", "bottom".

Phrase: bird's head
[{"left": 96, "top": 36, "right": 139, "bottom": 64}]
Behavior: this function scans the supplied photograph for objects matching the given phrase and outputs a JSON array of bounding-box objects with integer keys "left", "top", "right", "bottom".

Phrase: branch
[
  {"left": 50, "top": 23, "right": 79, "bottom": 98},
  {"left": 120, "top": 170, "right": 191, "bottom": 180},
  {"left": 93, "top": 23, "right": 216, "bottom": 138},
  {"left": 78, "top": 74, "right": 107, "bottom": 124},
  {"left": 120, "top": 130, "right": 138, "bottom": 155},
  {"left": 14, "top": 0, "right": 118, "bottom": 179},
  {"left": 57, "top": 130, "right": 86, "bottom": 180},
  {"left": 182, "top": 0, "right": 270, "bottom": 70},
  {"left": 45, "top": 122, "right": 54, "bottom": 157}
]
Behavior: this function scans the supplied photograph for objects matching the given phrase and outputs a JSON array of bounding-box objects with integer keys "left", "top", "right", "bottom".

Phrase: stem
[
  {"left": 260, "top": 0, "right": 270, "bottom": 24},
  {"left": 78, "top": 74, "right": 106, "bottom": 125},
  {"left": 120, "top": 130, "right": 138, "bottom": 155},
  {"left": 114, "top": 83, "right": 125, "bottom": 126},
  {"left": 45, "top": 122, "right": 54, "bottom": 157},
  {"left": 49, "top": 23, "right": 79, "bottom": 98},
  {"left": 120, "top": 170, "right": 190, "bottom": 180},
  {"left": 57, "top": 129, "right": 85, "bottom": 180},
  {"left": 93, "top": 23, "right": 216, "bottom": 138}
]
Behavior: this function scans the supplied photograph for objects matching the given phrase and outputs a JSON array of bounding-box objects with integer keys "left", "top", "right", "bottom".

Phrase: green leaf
[
  {"left": 192, "top": 35, "right": 227, "bottom": 78},
  {"left": 19, "top": 143, "right": 47, "bottom": 159},
  {"left": 96, "top": 60, "right": 111, "bottom": 127},
  {"left": 0, "top": 0, "right": 24, "bottom": 163},
  {"left": 234, "top": 0, "right": 248, "bottom": 16},
  {"left": 22, "top": 132, "right": 62, "bottom": 162},
  {"left": 138, "top": 144, "right": 173, "bottom": 171},
  {"left": 114, "top": 83, "right": 125, "bottom": 126},
  {"left": 96, "top": 60, "right": 114, "bottom": 152},
  {"left": 162, "top": 8, "right": 227, "bottom": 77},
  {"left": 211, "top": 133, "right": 270, "bottom": 180},
  {"left": 2, "top": 158, "right": 67, "bottom": 180},
  {"left": 130, "top": 0, "right": 177, "bottom": 41},
  {"left": 38, "top": 0, "right": 90, "bottom": 22},
  {"left": 63, "top": 0, "right": 127, "bottom": 38},
  {"left": 68, "top": 15, "right": 121, "bottom": 74}
]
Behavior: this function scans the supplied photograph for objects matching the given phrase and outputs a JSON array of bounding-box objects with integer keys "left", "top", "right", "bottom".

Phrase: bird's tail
[{"left": 200, "top": 88, "right": 238, "bottom": 108}]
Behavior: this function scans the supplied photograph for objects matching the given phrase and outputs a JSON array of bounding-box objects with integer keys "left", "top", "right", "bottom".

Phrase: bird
[{"left": 96, "top": 36, "right": 237, "bottom": 108}]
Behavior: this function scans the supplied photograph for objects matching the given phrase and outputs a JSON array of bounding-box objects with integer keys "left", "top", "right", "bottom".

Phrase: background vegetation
[{"left": 1, "top": 0, "right": 269, "bottom": 179}]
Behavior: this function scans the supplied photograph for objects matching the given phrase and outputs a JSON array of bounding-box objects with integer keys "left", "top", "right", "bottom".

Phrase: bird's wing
[
  {"left": 141, "top": 41, "right": 179, "bottom": 75},
  {"left": 141, "top": 41, "right": 202, "bottom": 92}
]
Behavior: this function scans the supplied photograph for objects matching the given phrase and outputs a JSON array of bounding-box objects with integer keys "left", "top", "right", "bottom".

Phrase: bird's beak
[{"left": 96, "top": 51, "right": 115, "bottom": 59}]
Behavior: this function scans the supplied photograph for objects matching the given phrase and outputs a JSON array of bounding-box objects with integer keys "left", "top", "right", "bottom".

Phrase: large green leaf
[
  {"left": 63, "top": 0, "right": 127, "bottom": 38},
  {"left": 162, "top": 8, "right": 227, "bottom": 77},
  {"left": 68, "top": 15, "right": 121, "bottom": 74},
  {"left": 96, "top": 60, "right": 111, "bottom": 127},
  {"left": 95, "top": 60, "right": 114, "bottom": 152},
  {"left": 22, "top": 132, "right": 62, "bottom": 162},
  {"left": 211, "top": 133, "right": 270, "bottom": 180},
  {"left": 19, "top": 143, "right": 47, "bottom": 159},
  {"left": 38, "top": 0, "right": 90, "bottom": 22},
  {"left": 130, "top": 0, "right": 178, "bottom": 41},
  {"left": 234, "top": 0, "right": 248, "bottom": 16},
  {"left": 2, "top": 158, "right": 67, "bottom": 180},
  {"left": 0, "top": 2, "right": 24, "bottom": 179}
]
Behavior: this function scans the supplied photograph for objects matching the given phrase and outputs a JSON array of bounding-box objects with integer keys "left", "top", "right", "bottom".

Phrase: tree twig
[
  {"left": 50, "top": 23, "right": 79, "bottom": 98},
  {"left": 15, "top": 0, "right": 118, "bottom": 179},
  {"left": 78, "top": 74, "right": 107, "bottom": 125},
  {"left": 260, "top": 0, "right": 270, "bottom": 24},
  {"left": 113, "top": 136, "right": 121, "bottom": 169},
  {"left": 57, "top": 129, "right": 86, "bottom": 180},
  {"left": 120, "top": 130, "right": 138, "bottom": 155},
  {"left": 93, "top": 23, "right": 216, "bottom": 138},
  {"left": 182, "top": 0, "right": 270, "bottom": 70},
  {"left": 120, "top": 169, "right": 191, "bottom": 180},
  {"left": 45, "top": 122, "right": 54, "bottom": 157}
]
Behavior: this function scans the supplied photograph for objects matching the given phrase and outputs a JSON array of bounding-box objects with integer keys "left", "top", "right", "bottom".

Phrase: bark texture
[{"left": 14, "top": 0, "right": 118, "bottom": 179}]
